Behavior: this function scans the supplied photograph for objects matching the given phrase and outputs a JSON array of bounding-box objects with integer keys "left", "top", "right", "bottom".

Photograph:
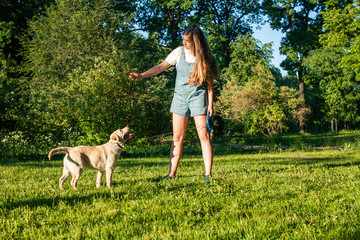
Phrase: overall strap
[{"left": 180, "top": 46, "right": 185, "bottom": 63}]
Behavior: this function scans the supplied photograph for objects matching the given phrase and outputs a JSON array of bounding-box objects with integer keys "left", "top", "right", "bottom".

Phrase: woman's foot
[
  {"left": 158, "top": 175, "right": 172, "bottom": 183},
  {"left": 204, "top": 175, "right": 211, "bottom": 184}
]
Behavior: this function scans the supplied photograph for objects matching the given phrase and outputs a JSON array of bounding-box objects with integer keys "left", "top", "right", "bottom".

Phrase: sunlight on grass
[{"left": 1, "top": 150, "right": 360, "bottom": 239}]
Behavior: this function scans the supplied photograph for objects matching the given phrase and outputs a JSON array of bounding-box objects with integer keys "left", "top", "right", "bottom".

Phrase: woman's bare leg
[
  {"left": 194, "top": 115, "right": 213, "bottom": 176},
  {"left": 168, "top": 113, "right": 188, "bottom": 177}
]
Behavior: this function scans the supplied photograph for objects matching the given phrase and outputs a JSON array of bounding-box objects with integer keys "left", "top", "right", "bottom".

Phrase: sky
[{"left": 252, "top": 22, "right": 287, "bottom": 76}]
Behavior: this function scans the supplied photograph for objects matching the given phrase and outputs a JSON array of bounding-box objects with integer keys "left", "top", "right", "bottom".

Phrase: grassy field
[{"left": 1, "top": 148, "right": 360, "bottom": 239}]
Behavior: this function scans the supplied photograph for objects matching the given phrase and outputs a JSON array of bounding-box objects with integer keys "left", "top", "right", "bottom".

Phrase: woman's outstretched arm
[{"left": 129, "top": 60, "right": 171, "bottom": 79}]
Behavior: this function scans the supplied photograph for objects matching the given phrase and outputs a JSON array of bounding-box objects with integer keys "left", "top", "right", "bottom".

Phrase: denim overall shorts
[{"left": 170, "top": 47, "right": 208, "bottom": 117}]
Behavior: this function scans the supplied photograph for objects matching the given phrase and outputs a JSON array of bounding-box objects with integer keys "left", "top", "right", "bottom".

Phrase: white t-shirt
[{"left": 165, "top": 46, "right": 196, "bottom": 66}]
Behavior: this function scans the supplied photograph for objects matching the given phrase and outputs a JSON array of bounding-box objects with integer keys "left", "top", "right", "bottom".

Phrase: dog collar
[{"left": 110, "top": 140, "right": 124, "bottom": 149}]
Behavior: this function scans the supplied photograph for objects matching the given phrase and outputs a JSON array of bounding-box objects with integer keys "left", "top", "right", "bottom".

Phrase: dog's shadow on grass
[
  {"left": 3, "top": 190, "right": 129, "bottom": 210},
  {"left": 0, "top": 158, "right": 62, "bottom": 168},
  {"left": 4, "top": 176, "right": 206, "bottom": 210}
]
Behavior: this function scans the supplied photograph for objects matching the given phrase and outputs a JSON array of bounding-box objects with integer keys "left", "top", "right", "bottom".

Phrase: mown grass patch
[
  {"left": 1, "top": 150, "right": 360, "bottom": 239},
  {"left": 219, "top": 130, "right": 360, "bottom": 147}
]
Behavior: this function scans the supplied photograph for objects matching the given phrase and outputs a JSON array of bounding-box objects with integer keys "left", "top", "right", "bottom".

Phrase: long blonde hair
[{"left": 183, "top": 25, "right": 219, "bottom": 86}]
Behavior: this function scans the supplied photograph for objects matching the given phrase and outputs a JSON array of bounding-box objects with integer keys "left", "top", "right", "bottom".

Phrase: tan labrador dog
[{"left": 48, "top": 126, "right": 133, "bottom": 190}]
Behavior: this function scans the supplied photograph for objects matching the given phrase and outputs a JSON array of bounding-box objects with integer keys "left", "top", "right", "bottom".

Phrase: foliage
[
  {"left": 0, "top": 21, "right": 18, "bottom": 130},
  {"left": 18, "top": 0, "right": 172, "bottom": 146},
  {"left": 66, "top": 57, "right": 172, "bottom": 144},
  {"left": 196, "top": 0, "right": 262, "bottom": 69},
  {"left": 218, "top": 35, "right": 304, "bottom": 136},
  {"left": 135, "top": 0, "right": 196, "bottom": 48},
  {"left": 303, "top": 0, "right": 360, "bottom": 129},
  {"left": 1, "top": 0, "right": 360, "bottom": 155},
  {"left": 262, "top": 0, "right": 324, "bottom": 74},
  {"left": 305, "top": 48, "right": 360, "bottom": 127},
  {"left": 321, "top": 0, "right": 360, "bottom": 83},
  {"left": 1, "top": 151, "right": 360, "bottom": 239},
  {"left": 0, "top": 0, "right": 55, "bottom": 131},
  {"left": 220, "top": 68, "right": 305, "bottom": 137},
  {"left": 262, "top": 0, "right": 325, "bottom": 131},
  {"left": 222, "top": 34, "right": 281, "bottom": 84},
  {"left": 23, "top": 0, "right": 119, "bottom": 85}
]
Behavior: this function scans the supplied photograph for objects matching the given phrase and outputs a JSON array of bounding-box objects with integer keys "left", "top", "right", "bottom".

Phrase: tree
[
  {"left": 136, "top": 0, "right": 195, "bottom": 49},
  {"left": 304, "top": 0, "right": 360, "bottom": 130},
  {"left": 321, "top": 0, "right": 360, "bottom": 82},
  {"left": 21, "top": 0, "right": 172, "bottom": 144},
  {"left": 306, "top": 48, "right": 360, "bottom": 130},
  {"left": 262, "top": 0, "right": 325, "bottom": 131},
  {"left": 65, "top": 55, "right": 172, "bottom": 143},
  {"left": 196, "top": 0, "right": 261, "bottom": 69},
  {"left": 217, "top": 34, "right": 304, "bottom": 136},
  {"left": 221, "top": 33, "right": 281, "bottom": 85},
  {"left": 0, "top": 0, "right": 55, "bottom": 131}
]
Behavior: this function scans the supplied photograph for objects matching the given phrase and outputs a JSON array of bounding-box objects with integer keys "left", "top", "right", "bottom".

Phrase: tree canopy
[
  {"left": 218, "top": 34, "right": 304, "bottom": 136},
  {"left": 262, "top": 0, "right": 325, "bottom": 131},
  {"left": 0, "top": 0, "right": 359, "bottom": 154},
  {"left": 304, "top": 0, "right": 360, "bottom": 130}
]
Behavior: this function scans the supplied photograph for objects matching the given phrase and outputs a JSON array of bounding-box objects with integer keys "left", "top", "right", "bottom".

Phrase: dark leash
[
  {"left": 142, "top": 127, "right": 197, "bottom": 141},
  {"left": 141, "top": 114, "right": 214, "bottom": 141}
]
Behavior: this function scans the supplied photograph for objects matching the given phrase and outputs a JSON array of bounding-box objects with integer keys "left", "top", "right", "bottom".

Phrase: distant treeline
[{"left": 1, "top": 0, "right": 359, "bottom": 154}]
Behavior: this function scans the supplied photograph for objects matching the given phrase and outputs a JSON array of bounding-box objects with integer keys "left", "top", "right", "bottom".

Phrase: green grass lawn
[
  {"left": 218, "top": 130, "right": 360, "bottom": 148},
  {"left": 1, "top": 150, "right": 360, "bottom": 239}
]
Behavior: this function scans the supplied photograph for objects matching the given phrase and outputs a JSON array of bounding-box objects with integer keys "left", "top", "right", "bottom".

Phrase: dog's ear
[{"left": 110, "top": 131, "right": 120, "bottom": 141}]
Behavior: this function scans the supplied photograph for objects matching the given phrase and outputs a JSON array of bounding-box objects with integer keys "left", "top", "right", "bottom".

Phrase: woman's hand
[
  {"left": 207, "top": 106, "right": 213, "bottom": 117},
  {"left": 129, "top": 61, "right": 171, "bottom": 80},
  {"left": 129, "top": 73, "right": 142, "bottom": 80}
]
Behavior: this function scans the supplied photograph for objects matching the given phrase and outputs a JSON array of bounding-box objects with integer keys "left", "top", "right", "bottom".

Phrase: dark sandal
[
  {"left": 204, "top": 175, "right": 211, "bottom": 184},
  {"left": 158, "top": 175, "right": 171, "bottom": 183}
]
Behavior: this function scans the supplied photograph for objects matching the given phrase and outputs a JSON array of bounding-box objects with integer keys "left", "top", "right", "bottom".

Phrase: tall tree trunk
[
  {"left": 298, "top": 68, "right": 305, "bottom": 101},
  {"left": 331, "top": 118, "right": 337, "bottom": 132},
  {"left": 222, "top": 39, "right": 231, "bottom": 67},
  {"left": 298, "top": 67, "right": 306, "bottom": 132},
  {"left": 167, "top": 8, "right": 181, "bottom": 49}
]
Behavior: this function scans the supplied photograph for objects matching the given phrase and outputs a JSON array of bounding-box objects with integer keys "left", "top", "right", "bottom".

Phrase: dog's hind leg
[
  {"left": 64, "top": 155, "right": 83, "bottom": 190},
  {"left": 70, "top": 168, "right": 82, "bottom": 190},
  {"left": 59, "top": 171, "right": 70, "bottom": 190},
  {"left": 59, "top": 160, "right": 70, "bottom": 189},
  {"left": 96, "top": 171, "right": 104, "bottom": 188}
]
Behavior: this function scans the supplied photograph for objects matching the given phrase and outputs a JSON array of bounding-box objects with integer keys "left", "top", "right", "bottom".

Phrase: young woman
[{"left": 129, "top": 25, "right": 219, "bottom": 184}]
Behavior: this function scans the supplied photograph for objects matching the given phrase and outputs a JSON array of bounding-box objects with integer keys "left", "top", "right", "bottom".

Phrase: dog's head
[{"left": 110, "top": 126, "right": 133, "bottom": 146}]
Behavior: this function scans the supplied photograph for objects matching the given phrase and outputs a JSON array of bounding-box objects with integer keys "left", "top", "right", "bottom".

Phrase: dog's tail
[{"left": 48, "top": 147, "right": 71, "bottom": 160}]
